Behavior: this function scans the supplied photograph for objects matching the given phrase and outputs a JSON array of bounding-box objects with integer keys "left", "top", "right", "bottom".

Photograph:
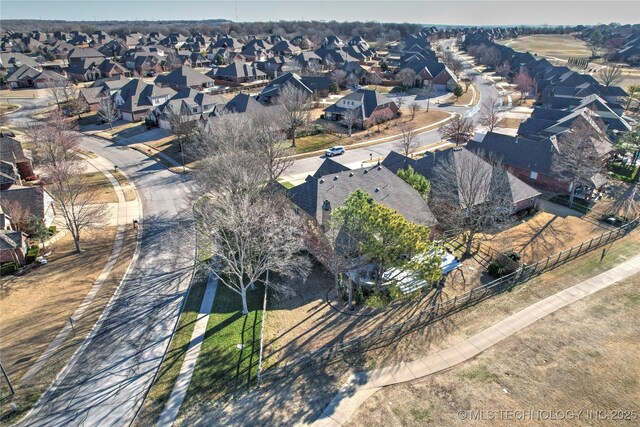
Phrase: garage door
[{"left": 121, "top": 112, "right": 134, "bottom": 122}]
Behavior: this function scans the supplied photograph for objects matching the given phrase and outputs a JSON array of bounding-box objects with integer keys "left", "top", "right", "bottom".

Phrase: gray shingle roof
[
  {"left": 289, "top": 164, "right": 438, "bottom": 227},
  {"left": 154, "top": 66, "right": 214, "bottom": 89}
]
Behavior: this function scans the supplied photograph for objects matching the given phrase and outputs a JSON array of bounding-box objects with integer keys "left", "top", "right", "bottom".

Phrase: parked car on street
[{"left": 325, "top": 146, "right": 345, "bottom": 157}]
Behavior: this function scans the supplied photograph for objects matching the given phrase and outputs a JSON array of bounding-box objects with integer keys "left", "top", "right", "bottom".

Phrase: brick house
[{"left": 323, "top": 89, "right": 399, "bottom": 129}]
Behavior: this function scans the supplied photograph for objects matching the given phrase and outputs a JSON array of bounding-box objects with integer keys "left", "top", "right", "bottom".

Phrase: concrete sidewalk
[
  {"left": 157, "top": 270, "right": 218, "bottom": 427},
  {"left": 20, "top": 151, "right": 142, "bottom": 384},
  {"left": 311, "top": 254, "right": 640, "bottom": 426}
]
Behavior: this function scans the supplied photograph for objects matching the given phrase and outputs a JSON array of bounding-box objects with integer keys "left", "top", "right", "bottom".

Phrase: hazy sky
[{"left": 1, "top": 0, "right": 638, "bottom": 25}]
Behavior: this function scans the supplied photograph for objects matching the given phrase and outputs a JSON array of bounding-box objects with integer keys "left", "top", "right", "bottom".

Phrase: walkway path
[
  {"left": 311, "top": 254, "right": 640, "bottom": 426},
  {"left": 157, "top": 270, "right": 218, "bottom": 427},
  {"left": 20, "top": 151, "right": 141, "bottom": 385}
]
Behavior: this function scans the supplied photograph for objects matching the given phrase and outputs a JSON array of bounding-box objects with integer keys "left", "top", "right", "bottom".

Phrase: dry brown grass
[
  {"left": 83, "top": 171, "right": 118, "bottom": 204},
  {"left": 174, "top": 231, "right": 640, "bottom": 427},
  {"left": 347, "top": 273, "right": 640, "bottom": 427},
  {"left": 478, "top": 212, "right": 609, "bottom": 263},
  {"left": 0, "top": 225, "right": 138, "bottom": 423},
  {"left": 496, "top": 117, "right": 524, "bottom": 129},
  {"left": 453, "top": 84, "right": 478, "bottom": 106}
]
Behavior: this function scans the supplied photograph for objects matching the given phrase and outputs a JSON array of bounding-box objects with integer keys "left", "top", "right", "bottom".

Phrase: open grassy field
[
  {"left": 347, "top": 273, "right": 640, "bottom": 427},
  {"left": 497, "top": 34, "right": 592, "bottom": 61}
]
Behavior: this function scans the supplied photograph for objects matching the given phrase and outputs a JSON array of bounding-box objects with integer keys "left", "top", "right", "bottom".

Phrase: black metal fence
[{"left": 259, "top": 218, "right": 639, "bottom": 383}]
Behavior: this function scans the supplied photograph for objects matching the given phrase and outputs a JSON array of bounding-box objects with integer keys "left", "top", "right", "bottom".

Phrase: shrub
[
  {"left": 48, "top": 225, "right": 57, "bottom": 235},
  {"left": 528, "top": 208, "right": 537, "bottom": 216},
  {"left": 487, "top": 260, "right": 508, "bottom": 278},
  {"left": 504, "top": 251, "right": 521, "bottom": 262},
  {"left": 1, "top": 262, "right": 17, "bottom": 276},
  {"left": 25, "top": 245, "right": 40, "bottom": 264},
  {"left": 365, "top": 293, "right": 392, "bottom": 309}
]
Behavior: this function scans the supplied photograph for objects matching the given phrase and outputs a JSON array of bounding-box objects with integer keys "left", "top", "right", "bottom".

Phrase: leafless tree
[
  {"left": 0, "top": 200, "right": 30, "bottom": 231},
  {"left": 368, "top": 71, "right": 383, "bottom": 89},
  {"left": 374, "top": 109, "right": 394, "bottom": 132},
  {"left": 552, "top": 118, "right": 608, "bottom": 207},
  {"left": 479, "top": 46, "right": 501, "bottom": 68},
  {"left": 45, "top": 76, "right": 76, "bottom": 110},
  {"left": 395, "top": 95, "right": 406, "bottom": 111},
  {"left": 45, "top": 160, "right": 109, "bottom": 253},
  {"left": 423, "top": 80, "right": 436, "bottom": 112},
  {"left": 195, "top": 189, "right": 310, "bottom": 315},
  {"left": 21, "top": 110, "right": 79, "bottom": 168},
  {"left": 164, "top": 49, "right": 182, "bottom": 70},
  {"left": 394, "top": 121, "right": 419, "bottom": 157},
  {"left": 250, "top": 107, "right": 293, "bottom": 180},
  {"left": 430, "top": 149, "right": 514, "bottom": 254},
  {"left": 97, "top": 93, "right": 120, "bottom": 129},
  {"left": 408, "top": 102, "right": 421, "bottom": 120},
  {"left": 598, "top": 64, "right": 624, "bottom": 87},
  {"left": 341, "top": 108, "right": 360, "bottom": 137},
  {"left": 514, "top": 70, "right": 535, "bottom": 100},
  {"left": 277, "top": 82, "right": 311, "bottom": 147},
  {"left": 329, "top": 69, "right": 347, "bottom": 87},
  {"left": 396, "top": 67, "right": 416, "bottom": 88},
  {"left": 438, "top": 115, "right": 475, "bottom": 145},
  {"left": 478, "top": 96, "right": 501, "bottom": 131}
]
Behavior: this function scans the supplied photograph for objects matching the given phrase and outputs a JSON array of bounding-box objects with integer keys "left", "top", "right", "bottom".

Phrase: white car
[{"left": 325, "top": 146, "right": 345, "bottom": 157}]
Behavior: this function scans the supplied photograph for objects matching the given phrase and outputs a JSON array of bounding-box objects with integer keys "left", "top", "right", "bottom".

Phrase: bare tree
[
  {"left": 396, "top": 67, "right": 416, "bottom": 88},
  {"left": 164, "top": 49, "right": 182, "bottom": 70},
  {"left": 250, "top": 107, "right": 293, "bottom": 180},
  {"left": 479, "top": 46, "right": 501, "bottom": 68},
  {"left": 438, "top": 115, "right": 475, "bottom": 145},
  {"left": 430, "top": 148, "right": 514, "bottom": 254},
  {"left": 394, "top": 121, "right": 419, "bottom": 157},
  {"left": 423, "top": 80, "right": 435, "bottom": 112},
  {"left": 598, "top": 64, "right": 624, "bottom": 87},
  {"left": 341, "top": 108, "right": 360, "bottom": 137},
  {"left": 552, "top": 118, "right": 608, "bottom": 207},
  {"left": 277, "top": 82, "right": 311, "bottom": 147},
  {"left": 20, "top": 110, "right": 79, "bottom": 168},
  {"left": 45, "top": 160, "right": 109, "bottom": 253},
  {"left": 368, "top": 71, "right": 383, "bottom": 90},
  {"left": 514, "top": 70, "right": 535, "bottom": 100},
  {"left": 478, "top": 96, "right": 501, "bottom": 131},
  {"left": 0, "top": 200, "right": 30, "bottom": 231},
  {"left": 329, "top": 69, "right": 347, "bottom": 87},
  {"left": 408, "top": 102, "right": 421, "bottom": 120},
  {"left": 97, "top": 93, "right": 120, "bottom": 129},
  {"left": 45, "top": 76, "right": 76, "bottom": 111}
]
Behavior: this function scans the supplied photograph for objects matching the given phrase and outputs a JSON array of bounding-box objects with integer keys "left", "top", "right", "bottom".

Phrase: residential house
[
  {"left": 0, "top": 161, "right": 20, "bottom": 190},
  {"left": 208, "top": 62, "right": 267, "bottom": 83},
  {"left": 271, "top": 40, "right": 302, "bottom": 56},
  {"left": 67, "top": 48, "right": 105, "bottom": 67},
  {"left": 112, "top": 78, "right": 176, "bottom": 121},
  {"left": 288, "top": 163, "right": 438, "bottom": 230},
  {"left": 322, "top": 35, "right": 344, "bottom": 49},
  {"left": 149, "top": 88, "right": 227, "bottom": 129},
  {"left": 0, "top": 135, "right": 35, "bottom": 181},
  {"left": 222, "top": 93, "right": 264, "bottom": 114},
  {"left": 154, "top": 66, "right": 215, "bottom": 91},
  {"left": 256, "top": 72, "right": 313, "bottom": 104},
  {"left": 323, "top": 89, "right": 399, "bottom": 128},
  {"left": 291, "top": 35, "right": 315, "bottom": 50},
  {"left": 79, "top": 75, "right": 131, "bottom": 111},
  {"left": 382, "top": 148, "right": 541, "bottom": 215},
  {"left": 66, "top": 58, "right": 128, "bottom": 82},
  {"left": 0, "top": 52, "right": 40, "bottom": 76},
  {"left": 0, "top": 230, "right": 28, "bottom": 266},
  {"left": 0, "top": 185, "right": 56, "bottom": 227},
  {"left": 401, "top": 57, "right": 457, "bottom": 90},
  {"left": 4, "top": 64, "right": 64, "bottom": 89}
]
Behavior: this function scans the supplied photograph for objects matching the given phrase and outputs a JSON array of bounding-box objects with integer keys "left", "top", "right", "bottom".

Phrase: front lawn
[
  {"left": 609, "top": 162, "right": 639, "bottom": 183},
  {"left": 549, "top": 194, "right": 592, "bottom": 214},
  {"left": 181, "top": 281, "right": 264, "bottom": 411}
]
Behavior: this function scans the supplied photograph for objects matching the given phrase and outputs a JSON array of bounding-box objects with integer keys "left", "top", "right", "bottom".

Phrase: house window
[{"left": 529, "top": 171, "right": 538, "bottom": 180}]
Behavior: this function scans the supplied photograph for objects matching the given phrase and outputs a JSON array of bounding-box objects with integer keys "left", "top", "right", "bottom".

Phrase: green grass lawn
[
  {"left": 549, "top": 194, "right": 592, "bottom": 214},
  {"left": 181, "top": 280, "right": 264, "bottom": 412},
  {"left": 609, "top": 162, "right": 639, "bottom": 183},
  {"left": 294, "top": 133, "right": 343, "bottom": 154}
]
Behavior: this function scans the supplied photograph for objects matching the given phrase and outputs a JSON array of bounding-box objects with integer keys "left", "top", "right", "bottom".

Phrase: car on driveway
[{"left": 325, "top": 146, "right": 345, "bottom": 157}]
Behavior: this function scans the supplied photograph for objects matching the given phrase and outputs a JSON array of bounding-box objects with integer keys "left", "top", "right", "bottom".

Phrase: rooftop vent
[
  {"left": 349, "top": 172, "right": 354, "bottom": 177},
  {"left": 334, "top": 176, "right": 339, "bottom": 180},
  {"left": 375, "top": 187, "right": 380, "bottom": 192},
  {"left": 319, "top": 178, "right": 325, "bottom": 183},
  {"left": 377, "top": 166, "right": 382, "bottom": 170},
  {"left": 453, "top": 147, "right": 463, "bottom": 151}
]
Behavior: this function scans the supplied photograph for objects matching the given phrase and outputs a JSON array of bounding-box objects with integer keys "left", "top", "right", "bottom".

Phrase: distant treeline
[{"left": 0, "top": 19, "right": 425, "bottom": 44}]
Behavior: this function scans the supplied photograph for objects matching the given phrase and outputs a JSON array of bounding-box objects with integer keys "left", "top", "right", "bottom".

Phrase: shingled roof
[
  {"left": 288, "top": 164, "right": 438, "bottom": 227},
  {"left": 154, "top": 66, "right": 214, "bottom": 89}
]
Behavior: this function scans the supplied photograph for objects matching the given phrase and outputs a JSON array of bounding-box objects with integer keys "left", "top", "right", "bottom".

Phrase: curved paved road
[
  {"left": 9, "top": 100, "right": 195, "bottom": 426},
  {"left": 284, "top": 44, "right": 499, "bottom": 181}
]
